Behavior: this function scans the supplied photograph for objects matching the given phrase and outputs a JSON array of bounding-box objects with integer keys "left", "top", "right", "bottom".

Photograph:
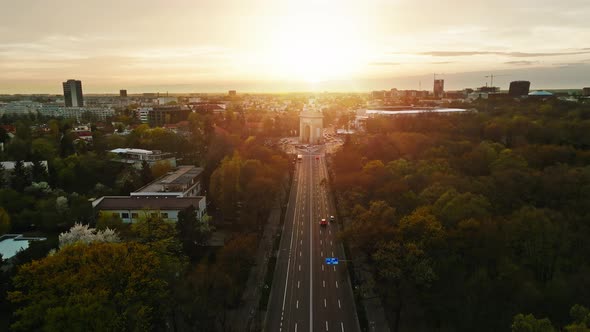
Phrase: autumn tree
[{"left": 9, "top": 242, "right": 169, "bottom": 331}]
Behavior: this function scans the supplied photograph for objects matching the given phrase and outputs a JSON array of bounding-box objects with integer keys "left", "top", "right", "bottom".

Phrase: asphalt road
[{"left": 266, "top": 147, "right": 360, "bottom": 332}]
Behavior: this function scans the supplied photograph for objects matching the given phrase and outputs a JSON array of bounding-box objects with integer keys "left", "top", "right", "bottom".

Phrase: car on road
[
  {"left": 330, "top": 215, "right": 335, "bottom": 222},
  {"left": 315, "top": 156, "right": 320, "bottom": 160},
  {"left": 320, "top": 218, "right": 328, "bottom": 226}
]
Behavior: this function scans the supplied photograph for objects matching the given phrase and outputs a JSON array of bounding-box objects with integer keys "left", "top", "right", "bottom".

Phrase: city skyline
[{"left": 1, "top": 0, "right": 590, "bottom": 93}]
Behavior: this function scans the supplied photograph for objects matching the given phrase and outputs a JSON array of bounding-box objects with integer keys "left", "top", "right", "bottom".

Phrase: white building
[
  {"left": 136, "top": 107, "right": 151, "bottom": 123},
  {"left": 132, "top": 166, "right": 204, "bottom": 198},
  {"left": 109, "top": 148, "right": 177, "bottom": 168},
  {"left": 92, "top": 196, "right": 207, "bottom": 222}
]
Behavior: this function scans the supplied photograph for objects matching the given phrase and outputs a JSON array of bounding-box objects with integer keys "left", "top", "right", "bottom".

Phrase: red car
[{"left": 320, "top": 218, "right": 328, "bottom": 226}]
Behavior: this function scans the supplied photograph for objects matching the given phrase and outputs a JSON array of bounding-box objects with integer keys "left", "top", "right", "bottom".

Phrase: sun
[{"left": 266, "top": 10, "right": 367, "bottom": 83}]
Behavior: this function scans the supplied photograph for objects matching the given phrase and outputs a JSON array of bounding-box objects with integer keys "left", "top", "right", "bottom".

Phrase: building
[
  {"left": 434, "top": 79, "right": 445, "bottom": 98},
  {"left": 136, "top": 107, "right": 151, "bottom": 123},
  {"left": 0, "top": 101, "right": 43, "bottom": 115},
  {"left": 528, "top": 90, "right": 554, "bottom": 98},
  {"left": 148, "top": 105, "right": 191, "bottom": 127},
  {"left": 92, "top": 196, "right": 207, "bottom": 223},
  {"left": 509, "top": 81, "right": 531, "bottom": 96},
  {"left": 299, "top": 103, "right": 323, "bottom": 145},
  {"left": 157, "top": 96, "right": 177, "bottom": 105},
  {"left": 132, "top": 166, "right": 204, "bottom": 197},
  {"left": 120, "top": 89, "right": 128, "bottom": 98},
  {"left": 38, "top": 106, "right": 114, "bottom": 121},
  {"left": 109, "top": 148, "right": 176, "bottom": 168},
  {"left": 355, "top": 107, "right": 470, "bottom": 130},
  {"left": 583, "top": 87, "right": 590, "bottom": 96},
  {"left": 228, "top": 90, "right": 237, "bottom": 97},
  {"left": 63, "top": 79, "right": 84, "bottom": 107}
]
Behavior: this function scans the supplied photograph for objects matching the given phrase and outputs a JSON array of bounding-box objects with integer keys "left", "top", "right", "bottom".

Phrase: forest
[
  {"left": 0, "top": 105, "right": 293, "bottom": 331},
  {"left": 332, "top": 99, "right": 590, "bottom": 331}
]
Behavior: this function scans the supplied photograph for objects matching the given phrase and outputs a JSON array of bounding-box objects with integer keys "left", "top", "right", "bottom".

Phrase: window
[
  {"left": 131, "top": 213, "right": 139, "bottom": 219},
  {"left": 121, "top": 213, "right": 129, "bottom": 219},
  {"left": 161, "top": 212, "right": 169, "bottom": 219}
]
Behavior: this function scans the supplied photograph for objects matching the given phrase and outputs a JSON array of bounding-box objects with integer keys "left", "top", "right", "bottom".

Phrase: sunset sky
[{"left": 1, "top": 0, "right": 589, "bottom": 93}]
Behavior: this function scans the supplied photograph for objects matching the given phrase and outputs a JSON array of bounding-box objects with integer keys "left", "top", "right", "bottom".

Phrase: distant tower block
[{"left": 299, "top": 106, "right": 323, "bottom": 145}]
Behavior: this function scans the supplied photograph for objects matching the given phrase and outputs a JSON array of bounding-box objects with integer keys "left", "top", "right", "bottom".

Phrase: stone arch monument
[{"left": 299, "top": 104, "right": 323, "bottom": 144}]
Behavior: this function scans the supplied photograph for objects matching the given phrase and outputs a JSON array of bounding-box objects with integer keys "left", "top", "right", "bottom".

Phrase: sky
[{"left": 1, "top": 0, "right": 589, "bottom": 93}]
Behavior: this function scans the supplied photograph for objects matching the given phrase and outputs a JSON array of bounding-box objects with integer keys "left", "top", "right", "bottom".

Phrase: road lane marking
[
  {"left": 336, "top": 281, "right": 339, "bottom": 288},
  {"left": 320, "top": 240, "right": 322, "bottom": 245},
  {"left": 324, "top": 298, "right": 327, "bottom": 307},
  {"left": 331, "top": 241, "right": 333, "bottom": 245},
  {"left": 326, "top": 321, "right": 329, "bottom": 331},
  {"left": 323, "top": 280, "right": 325, "bottom": 287},
  {"left": 309, "top": 158, "right": 314, "bottom": 332},
  {"left": 296, "top": 300, "right": 299, "bottom": 309},
  {"left": 300, "top": 251, "right": 301, "bottom": 257},
  {"left": 338, "top": 299, "right": 341, "bottom": 308},
  {"left": 322, "top": 265, "right": 324, "bottom": 271},
  {"left": 341, "top": 322, "right": 344, "bottom": 332},
  {"left": 332, "top": 251, "right": 334, "bottom": 257},
  {"left": 334, "top": 266, "right": 336, "bottom": 271},
  {"left": 321, "top": 251, "right": 323, "bottom": 257},
  {"left": 298, "top": 264, "right": 301, "bottom": 271}
]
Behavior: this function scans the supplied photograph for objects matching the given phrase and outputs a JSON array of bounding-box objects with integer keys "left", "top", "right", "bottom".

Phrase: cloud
[
  {"left": 369, "top": 61, "right": 400, "bottom": 66},
  {"left": 415, "top": 50, "right": 590, "bottom": 57},
  {"left": 505, "top": 61, "right": 539, "bottom": 66}
]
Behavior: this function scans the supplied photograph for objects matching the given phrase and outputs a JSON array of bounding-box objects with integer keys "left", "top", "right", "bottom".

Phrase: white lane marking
[
  {"left": 322, "top": 265, "right": 324, "bottom": 271},
  {"left": 299, "top": 265, "right": 301, "bottom": 271},
  {"left": 329, "top": 230, "right": 331, "bottom": 235},
  {"left": 309, "top": 158, "right": 314, "bottom": 332},
  {"left": 320, "top": 240, "right": 323, "bottom": 245},
  {"left": 300, "top": 240, "right": 302, "bottom": 245},
  {"left": 338, "top": 299, "right": 341, "bottom": 308},
  {"left": 336, "top": 281, "right": 339, "bottom": 288},
  {"left": 326, "top": 321, "right": 329, "bottom": 331},
  {"left": 341, "top": 322, "right": 344, "bottom": 332},
  {"left": 324, "top": 298, "right": 327, "bottom": 308},
  {"left": 320, "top": 230, "right": 322, "bottom": 235},
  {"left": 297, "top": 300, "right": 299, "bottom": 309},
  {"left": 334, "top": 266, "right": 336, "bottom": 271},
  {"left": 332, "top": 251, "right": 334, "bottom": 257},
  {"left": 295, "top": 323, "right": 298, "bottom": 332},
  {"left": 300, "top": 251, "right": 302, "bottom": 257},
  {"left": 321, "top": 251, "right": 323, "bottom": 257},
  {"left": 330, "top": 241, "right": 333, "bottom": 245},
  {"left": 323, "top": 280, "right": 325, "bottom": 287}
]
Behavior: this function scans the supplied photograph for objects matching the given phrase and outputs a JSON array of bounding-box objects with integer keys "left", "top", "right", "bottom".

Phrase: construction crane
[{"left": 484, "top": 74, "right": 508, "bottom": 87}]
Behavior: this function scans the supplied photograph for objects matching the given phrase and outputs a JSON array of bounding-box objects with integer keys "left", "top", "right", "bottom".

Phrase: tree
[
  {"left": 58, "top": 223, "right": 120, "bottom": 249},
  {"left": 511, "top": 313, "right": 556, "bottom": 332},
  {"left": 151, "top": 161, "right": 172, "bottom": 179},
  {"left": 0, "top": 208, "right": 10, "bottom": 235},
  {"left": 9, "top": 242, "right": 169, "bottom": 331},
  {"left": 210, "top": 152, "right": 243, "bottom": 220},
  {"left": 176, "top": 207, "right": 213, "bottom": 259},
  {"left": 10, "top": 160, "right": 31, "bottom": 192},
  {"left": 140, "top": 160, "right": 153, "bottom": 185},
  {"left": 30, "top": 159, "right": 48, "bottom": 183}
]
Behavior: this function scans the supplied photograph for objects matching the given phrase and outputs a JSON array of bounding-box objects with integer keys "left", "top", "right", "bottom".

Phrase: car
[
  {"left": 320, "top": 218, "right": 328, "bottom": 226},
  {"left": 315, "top": 156, "right": 320, "bottom": 160},
  {"left": 330, "top": 215, "right": 335, "bottom": 222}
]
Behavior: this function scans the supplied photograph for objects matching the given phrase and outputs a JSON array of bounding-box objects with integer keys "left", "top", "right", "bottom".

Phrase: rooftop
[
  {"left": 0, "top": 234, "right": 47, "bottom": 260},
  {"left": 94, "top": 196, "right": 205, "bottom": 210},
  {"left": 134, "top": 166, "right": 203, "bottom": 193}
]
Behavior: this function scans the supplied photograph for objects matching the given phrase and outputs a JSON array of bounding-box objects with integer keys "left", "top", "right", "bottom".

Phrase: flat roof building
[
  {"left": 109, "top": 148, "right": 176, "bottom": 168},
  {"left": 92, "top": 196, "right": 206, "bottom": 223},
  {"left": 132, "top": 166, "right": 203, "bottom": 197}
]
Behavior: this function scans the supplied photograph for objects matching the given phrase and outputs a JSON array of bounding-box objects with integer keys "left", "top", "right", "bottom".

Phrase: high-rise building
[
  {"left": 120, "top": 89, "right": 127, "bottom": 98},
  {"left": 62, "top": 79, "right": 84, "bottom": 107},
  {"left": 433, "top": 79, "right": 445, "bottom": 98},
  {"left": 582, "top": 87, "right": 590, "bottom": 96},
  {"left": 509, "top": 81, "right": 531, "bottom": 96}
]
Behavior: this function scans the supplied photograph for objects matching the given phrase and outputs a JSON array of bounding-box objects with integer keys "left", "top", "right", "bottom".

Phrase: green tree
[
  {"left": 176, "top": 207, "right": 213, "bottom": 259},
  {"left": 9, "top": 242, "right": 169, "bottom": 332},
  {"left": 30, "top": 160, "right": 48, "bottom": 183},
  {"left": 0, "top": 208, "right": 10, "bottom": 235},
  {"left": 511, "top": 313, "right": 556, "bottom": 332},
  {"left": 10, "top": 161, "right": 31, "bottom": 192}
]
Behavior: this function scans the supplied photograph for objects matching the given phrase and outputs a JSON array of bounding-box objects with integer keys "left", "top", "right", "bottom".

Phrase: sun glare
[{"left": 267, "top": 11, "right": 367, "bottom": 83}]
